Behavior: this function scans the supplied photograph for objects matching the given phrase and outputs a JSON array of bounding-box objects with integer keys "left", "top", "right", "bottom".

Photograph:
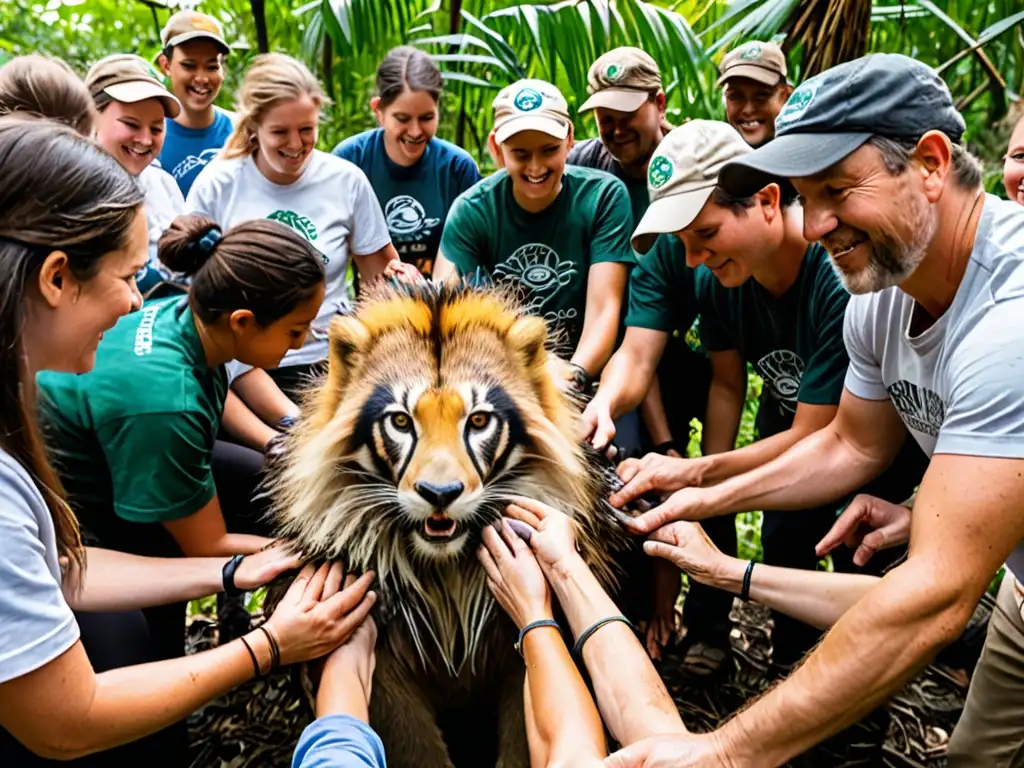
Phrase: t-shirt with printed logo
[
  {"left": 333, "top": 129, "right": 481, "bottom": 278},
  {"left": 36, "top": 297, "right": 227, "bottom": 556},
  {"left": 185, "top": 149, "right": 392, "bottom": 369},
  {"left": 843, "top": 195, "right": 1024, "bottom": 579},
  {"left": 158, "top": 108, "right": 236, "bottom": 197},
  {"left": 439, "top": 165, "right": 636, "bottom": 353}
]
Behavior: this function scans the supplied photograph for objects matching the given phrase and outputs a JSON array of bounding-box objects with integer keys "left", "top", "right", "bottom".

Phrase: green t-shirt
[
  {"left": 38, "top": 297, "right": 227, "bottom": 538},
  {"left": 695, "top": 243, "right": 850, "bottom": 436},
  {"left": 440, "top": 164, "right": 636, "bottom": 351},
  {"left": 626, "top": 235, "right": 699, "bottom": 335}
]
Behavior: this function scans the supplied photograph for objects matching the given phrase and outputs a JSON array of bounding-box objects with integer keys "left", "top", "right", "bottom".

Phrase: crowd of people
[{"left": 1, "top": 6, "right": 1024, "bottom": 767}]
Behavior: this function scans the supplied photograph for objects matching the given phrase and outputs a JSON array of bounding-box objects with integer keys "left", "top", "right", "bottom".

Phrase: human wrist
[
  {"left": 711, "top": 556, "right": 749, "bottom": 594},
  {"left": 713, "top": 712, "right": 763, "bottom": 768}
]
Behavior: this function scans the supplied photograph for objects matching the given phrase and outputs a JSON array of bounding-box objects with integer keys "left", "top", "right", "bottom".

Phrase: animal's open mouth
[{"left": 422, "top": 514, "right": 458, "bottom": 539}]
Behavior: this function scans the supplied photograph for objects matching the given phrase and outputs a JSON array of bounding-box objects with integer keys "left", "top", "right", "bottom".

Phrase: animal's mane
[{"left": 267, "top": 282, "right": 631, "bottom": 674}]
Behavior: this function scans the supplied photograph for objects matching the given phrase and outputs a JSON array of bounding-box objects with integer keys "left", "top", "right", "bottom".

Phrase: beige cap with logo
[
  {"left": 85, "top": 54, "right": 181, "bottom": 118},
  {"left": 631, "top": 120, "right": 751, "bottom": 254},
  {"left": 579, "top": 47, "right": 662, "bottom": 113},
  {"left": 492, "top": 79, "right": 572, "bottom": 143},
  {"left": 717, "top": 41, "right": 787, "bottom": 88},
  {"left": 160, "top": 10, "right": 231, "bottom": 53}
]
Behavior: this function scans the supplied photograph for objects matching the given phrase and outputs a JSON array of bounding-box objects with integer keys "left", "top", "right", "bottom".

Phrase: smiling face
[
  {"left": 94, "top": 98, "right": 166, "bottom": 176},
  {"left": 793, "top": 142, "right": 938, "bottom": 294},
  {"left": 496, "top": 130, "right": 571, "bottom": 210},
  {"left": 594, "top": 96, "right": 664, "bottom": 174},
  {"left": 374, "top": 88, "right": 439, "bottom": 167},
  {"left": 723, "top": 77, "right": 791, "bottom": 148},
  {"left": 253, "top": 94, "right": 319, "bottom": 184},
  {"left": 161, "top": 40, "right": 225, "bottom": 118},
  {"left": 677, "top": 194, "right": 775, "bottom": 288},
  {"left": 1003, "top": 116, "right": 1024, "bottom": 206}
]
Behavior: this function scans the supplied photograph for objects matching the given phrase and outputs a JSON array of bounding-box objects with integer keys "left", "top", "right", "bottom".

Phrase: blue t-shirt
[
  {"left": 158, "top": 108, "right": 235, "bottom": 197},
  {"left": 292, "top": 715, "right": 386, "bottom": 768},
  {"left": 333, "top": 128, "right": 481, "bottom": 277}
]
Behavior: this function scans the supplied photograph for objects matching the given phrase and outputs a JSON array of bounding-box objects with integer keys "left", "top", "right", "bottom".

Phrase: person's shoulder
[
  {"left": 139, "top": 164, "right": 181, "bottom": 196},
  {"left": 974, "top": 195, "right": 1024, "bottom": 301},
  {"left": 0, "top": 450, "right": 42, "bottom": 510},
  {"left": 460, "top": 168, "right": 505, "bottom": 199},
  {"left": 566, "top": 137, "right": 608, "bottom": 168},
  {"left": 565, "top": 163, "right": 628, "bottom": 199},
  {"left": 332, "top": 128, "right": 379, "bottom": 162},
  {"left": 804, "top": 242, "right": 850, "bottom": 299},
  {"left": 310, "top": 148, "right": 369, "bottom": 182},
  {"left": 191, "top": 153, "right": 246, "bottom": 188},
  {"left": 431, "top": 136, "right": 477, "bottom": 166},
  {"left": 214, "top": 106, "right": 238, "bottom": 127}
]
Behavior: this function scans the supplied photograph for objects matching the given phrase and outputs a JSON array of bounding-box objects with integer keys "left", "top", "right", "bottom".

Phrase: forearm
[
  {"left": 182, "top": 533, "right": 271, "bottom": 559},
  {"left": 570, "top": 309, "right": 620, "bottom": 378},
  {"left": 522, "top": 627, "right": 606, "bottom": 764},
  {"left": 316, "top": 665, "right": 369, "bottom": 722},
  {"left": 222, "top": 389, "right": 278, "bottom": 452},
  {"left": 66, "top": 548, "right": 227, "bottom": 612},
  {"left": 354, "top": 246, "right": 395, "bottom": 292},
  {"left": 548, "top": 557, "right": 685, "bottom": 744},
  {"left": 717, "top": 562, "right": 972, "bottom": 767},
  {"left": 699, "top": 426, "right": 812, "bottom": 487},
  {"left": 232, "top": 369, "right": 299, "bottom": 425},
  {"left": 639, "top": 377, "right": 674, "bottom": 446},
  {"left": 595, "top": 349, "right": 658, "bottom": 422}
]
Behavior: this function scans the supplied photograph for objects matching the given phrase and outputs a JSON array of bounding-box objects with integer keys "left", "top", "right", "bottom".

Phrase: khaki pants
[{"left": 948, "top": 575, "right": 1024, "bottom": 767}]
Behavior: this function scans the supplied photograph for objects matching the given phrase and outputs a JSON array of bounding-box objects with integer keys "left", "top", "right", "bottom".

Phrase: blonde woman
[{"left": 186, "top": 53, "right": 395, "bottom": 429}]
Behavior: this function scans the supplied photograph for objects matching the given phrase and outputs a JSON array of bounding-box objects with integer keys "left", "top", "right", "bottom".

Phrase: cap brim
[
  {"left": 104, "top": 82, "right": 182, "bottom": 119},
  {"left": 718, "top": 132, "right": 872, "bottom": 197},
  {"left": 716, "top": 65, "right": 784, "bottom": 88},
  {"left": 494, "top": 116, "right": 570, "bottom": 144},
  {"left": 579, "top": 88, "right": 650, "bottom": 114},
  {"left": 165, "top": 31, "right": 231, "bottom": 53},
  {"left": 630, "top": 185, "right": 716, "bottom": 254}
]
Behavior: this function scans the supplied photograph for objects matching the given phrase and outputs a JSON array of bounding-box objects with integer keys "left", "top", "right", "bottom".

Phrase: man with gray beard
[{"left": 606, "top": 54, "right": 1024, "bottom": 768}]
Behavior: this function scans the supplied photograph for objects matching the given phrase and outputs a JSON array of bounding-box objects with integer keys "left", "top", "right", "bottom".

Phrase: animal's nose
[{"left": 414, "top": 481, "right": 464, "bottom": 509}]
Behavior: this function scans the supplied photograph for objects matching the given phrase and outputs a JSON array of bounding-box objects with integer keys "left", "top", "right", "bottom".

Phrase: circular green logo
[
  {"left": 776, "top": 81, "right": 819, "bottom": 127},
  {"left": 513, "top": 87, "right": 543, "bottom": 112},
  {"left": 740, "top": 44, "right": 762, "bottom": 60},
  {"left": 648, "top": 156, "right": 673, "bottom": 189},
  {"left": 605, "top": 63, "right": 624, "bottom": 81}
]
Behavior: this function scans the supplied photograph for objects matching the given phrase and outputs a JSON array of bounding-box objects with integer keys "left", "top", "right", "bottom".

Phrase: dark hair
[
  {"left": 868, "top": 135, "right": 982, "bottom": 190},
  {"left": 376, "top": 46, "right": 443, "bottom": 110},
  {"left": 0, "top": 54, "right": 98, "bottom": 136},
  {"left": 712, "top": 180, "right": 798, "bottom": 213},
  {"left": 159, "top": 215, "right": 325, "bottom": 326},
  {"left": 0, "top": 117, "right": 144, "bottom": 571}
]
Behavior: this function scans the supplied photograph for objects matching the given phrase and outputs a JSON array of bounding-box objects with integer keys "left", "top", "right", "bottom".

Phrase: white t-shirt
[
  {"left": 843, "top": 194, "right": 1024, "bottom": 578},
  {"left": 185, "top": 150, "right": 392, "bottom": 369},
  {"left": 138, "top": 164, "right": 185, "bottom": 281},
  {"left": 0, "top": 449, "right": 79, "bottom": 683}
]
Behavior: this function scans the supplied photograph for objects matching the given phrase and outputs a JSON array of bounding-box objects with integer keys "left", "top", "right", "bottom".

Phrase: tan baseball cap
[
  {"left": 85, "top": 54, "right": 181, "bottom": 118},
  {"left": 631, "top": 120, "right": 751, "bottom": 254},
  {"left": 579, "top": 47, "right": 662, "bottom": 113},
  {"left": 492, "top": 79, "right": 572, "bottom": 143},
  {"left": 717, "top": 41, "right": 787, "bottom": 88},
  {"left": 160, "top": 10, "right": 230, "bottom": 53}
]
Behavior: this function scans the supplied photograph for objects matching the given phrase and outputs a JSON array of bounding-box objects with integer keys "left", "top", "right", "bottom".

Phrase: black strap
[
  {"left": 240, "top": 636, "right": 262, "bottom": 677},
  {"left": 573, "top": 615, "right": 633, "bottom": 659},
  {"left": 741, "top": 560, "right": 756, "bottom": 602},
  {"left": 514, "top": 619, "right": 561, "bottom": 657},
  {"left": 222, "top": 554, "right": 246, "bottom": 597}
]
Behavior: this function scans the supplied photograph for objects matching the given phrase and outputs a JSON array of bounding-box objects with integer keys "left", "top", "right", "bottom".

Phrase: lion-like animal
[{"left": 267, "top": 283, "right": 635, "bottom": 768}]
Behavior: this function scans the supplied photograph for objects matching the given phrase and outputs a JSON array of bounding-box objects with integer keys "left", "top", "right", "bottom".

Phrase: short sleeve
[
  {"left": 98, "top": 412, "right": 217, "bottom": 523},
  {"left": 935, "top": 298, "right": 1024, "bottom": 458},
  {"left": 626, "top": 236, "right": 695, "bottom": 333},
  {"left": 694, "top": 270, "right": 735, "bottom": 352},
  {"left": 842, "top": 295, "right": 889, "bottom": 401},
  {"left": 347, "top": 170, "right": 392, "bottom": 257},
  {"left": 332, "top": 137, "right": 361, "bottom": 166},
  {"left": 439, "top": 193, "right": 488, "bottom": 275},
  {"left": 0, "top": 463, "right": 79, "bottom": 683},
  {"left": 183, "top": 162, "right": 221, "bottom": 219},
  {"left": 291, "top": 715, "right": 387, "bottom": 768},
  {"left": 797, "top": 267, "right": 851, "bottom": 405},
  {"left": 589, "top": 179, "right": 636, "bottom": 266}
]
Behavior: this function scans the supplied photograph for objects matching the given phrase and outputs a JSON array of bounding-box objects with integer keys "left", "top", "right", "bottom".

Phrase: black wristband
[
  {"left": 258, "top": 625, "right": 281, "bottom": 672},
  {"left": 222, "top": 554, "right": 246, "bottom": 597},
  {"left": 514, "top": 619, "right": 561, "bottom": 657},
  {"left": 240, "top": 636, "right": 262, "bottom": 677},
  {"left": 653, "top": 440, "right": 680, "bottom": 456},
  {"left": 573, "top": 615, "right": 633, "bottom": 659},
  {"left": 741, "top": 560, "right": 756, "bottom": 602}
]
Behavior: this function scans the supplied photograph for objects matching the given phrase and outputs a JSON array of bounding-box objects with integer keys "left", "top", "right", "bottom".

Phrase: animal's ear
[
  {"left": 325, "top": 315, "right": 372, "bottom": 400},
  {"left": 506, "top": 315, "right": 548, "bottom": 371}
]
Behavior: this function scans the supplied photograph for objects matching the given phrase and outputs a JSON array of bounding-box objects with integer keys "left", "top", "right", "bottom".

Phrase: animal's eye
[
  {"left": 468, "top": 412, "right": 491, "bottom": 430},
  {"left": 390, "top": 412, "right": 412, "bottom": 432}
]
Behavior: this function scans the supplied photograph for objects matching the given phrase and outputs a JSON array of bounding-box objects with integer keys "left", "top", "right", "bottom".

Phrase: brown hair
[
  {"left": 376, "top": 46, "right": 443, "bottom": 109},
  {"left": 0, "top": 117, "right": 143, "bottom": 570},
  {"left": 222, "top": 53, "right": 326, "bottom": 159},
  {"left": 0, "top": 54, "right": 98, "bottom": 136},
  {"left": 159, "top": 214, "right": 325, "bottom": 326}
]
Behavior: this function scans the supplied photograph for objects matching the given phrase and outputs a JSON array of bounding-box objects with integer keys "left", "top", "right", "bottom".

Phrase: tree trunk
[{"left": 251, "top": 0, "right": 269, "bottom": 54}]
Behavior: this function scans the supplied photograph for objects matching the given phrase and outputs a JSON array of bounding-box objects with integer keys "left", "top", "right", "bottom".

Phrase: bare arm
[
  {"left": 714, "top": 453, "right": 1024, "bottom": 766},
  {"left": 639, "top": 376, "right": 675, "bottom": 449},
  {"left": 431, "top": 250, "right": 458, "bottom": 282},
  {"left": 221, "top": 388, "right": 278, "bottom": 452},
  {"left": 570, "top": 262, "right": 630, "bottom": 378},
  {"left": 162, "top": 495, "right": 271, "bottom": 558},
  {"left": 701, "top": 350, "right": 746, "bottom": 456},
  {"left": 232, "top": 368, "right": 299, "bottom": 426},
  {"left": 353, "top": 244, "right": 397, "bottom": 291}
]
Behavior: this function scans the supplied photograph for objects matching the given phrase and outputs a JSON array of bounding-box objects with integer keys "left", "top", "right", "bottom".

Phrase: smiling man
[
  {"left": 718, "top": 41, "right": 792, "bottom": 148},
  {"left": 157, "top": 10, "right": 235, "bottom": 197}
]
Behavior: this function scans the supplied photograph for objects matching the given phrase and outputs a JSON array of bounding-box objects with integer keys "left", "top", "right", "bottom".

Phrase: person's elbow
[{"left": 18, "top": 729, "right": 101, "bottom": 761}]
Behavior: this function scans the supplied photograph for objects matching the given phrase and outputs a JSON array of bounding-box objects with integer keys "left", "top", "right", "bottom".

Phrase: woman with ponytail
[{"left": 0, "top": 119, "right": 375, "bottom": 767}]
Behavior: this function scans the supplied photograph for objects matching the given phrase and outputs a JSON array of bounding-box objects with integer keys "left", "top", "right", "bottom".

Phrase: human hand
[
  {"left": 316, "top": 611, "right": 377, "bottom": 719},
  {"left": 582, "top": 394, "right": 617, "bottom": 450},
  {"left": 383, "top": 258, "right": 424, "bottom": 285},
  {"left": 645, "top": 559, "right": 680, "bottom": 661},
  {"left": 232, "top": 541, "right": 304, "bottom": 591},
  {"left": 644, "top": 521, "right": 733, "bottom": 589},
  {"left": 609, "top": 452, "right": 705, "bottom": 509},
  {"left": 503, "top": 495, "right": 580, "bottom": 574},
  {"left": 478, "top": 520, "right": 552, "bottom": 630},
  {"left": 815, "top": 494, "right": 912, "bottom": 567},
  {"left": 622, "top": 487, "right": 716, "bottom": 535},
  {"left": 603, "top": 733, "right": 729, "bottom": 767},
  {"left": 263, "top": 562, "right": 376, "bottom": 666}
]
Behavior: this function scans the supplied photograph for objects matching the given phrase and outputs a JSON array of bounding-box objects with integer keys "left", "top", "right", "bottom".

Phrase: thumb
[
  {"left": 642, "top": 539, "right": 681, "bottom": 567},
  {"left": 853, "top": 528, "right": 889, "bottom": 566},
  {"left": 603, "top": 743, "right": 644, "bottom": 768},
  {"left": 816, "top": 503, "right": 866, "bottom": 556},
  {"left": 592, "top": 409, "right": 617, "bottom": 451}
]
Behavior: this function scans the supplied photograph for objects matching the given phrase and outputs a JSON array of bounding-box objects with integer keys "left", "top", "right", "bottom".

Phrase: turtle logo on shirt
[
  {"left": 267, "top": 210, "right": 328, "bottom": 265},
  {"left": 384, "top": 195, "right": 440, "bottom": 243},
  {"left": 171, "top": 148, "right": 220, "bottom": 181},
  {"left": 513, "top": 88, "right": 544, "bottom": 112},
  {"left": 756, "top": 349, "right": 805, "bottom": 414},
  {"left": 886, "top": 380, "right": 945, "bottom": 437},
  {"left": 494, "top": 243, "right": 578, "bottom": 326}
]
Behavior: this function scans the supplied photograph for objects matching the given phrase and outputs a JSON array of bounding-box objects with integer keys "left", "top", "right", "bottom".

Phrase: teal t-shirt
[
  {"left": 695, "top": 243, "right": 850, "bottom": 436},
  {"left": 626, "top": 235, "right": 699, "bottom": 334},
  {"left": 38, "top": 297, "right": 228, "bottom": 537},
  {"left": 333, "top": 129, "right": 481, "bottom": 277},
  {"left": 440, "top": 164, "right": 636, "bottom": 351}
]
